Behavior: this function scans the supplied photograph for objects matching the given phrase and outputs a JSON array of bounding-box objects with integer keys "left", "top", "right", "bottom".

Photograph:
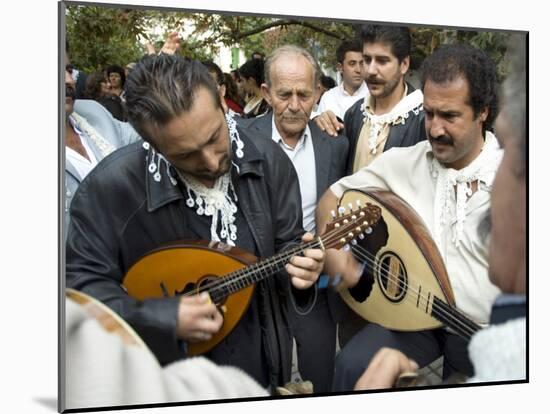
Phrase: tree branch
[{"left": 234, "top": 19, "right": 345, "bottom": 41}]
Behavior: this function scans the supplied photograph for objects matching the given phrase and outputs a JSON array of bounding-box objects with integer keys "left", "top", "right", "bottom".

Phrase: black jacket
[
  {"left": 238, "top": 112, "right": 349, "bottom": 207},
  {"left": 66, "top": 124, "right": 310, "bottom": 388},
  {"left": 343, "top": 82, "right": 427, "bottom": 174},
  {"left": 239, "top": 113, "right": 351, "bottom": 322}
]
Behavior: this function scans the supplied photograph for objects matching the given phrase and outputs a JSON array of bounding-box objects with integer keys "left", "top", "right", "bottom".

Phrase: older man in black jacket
[
  {"left": 240, "top": 45, "right": 349, "bottom": 393},
  {"left": 66, "top": 54, "right": 325, "bottom": 392}
]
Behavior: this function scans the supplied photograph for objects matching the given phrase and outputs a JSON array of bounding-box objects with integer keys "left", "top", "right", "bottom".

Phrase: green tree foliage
[
  {"left": 66, "top": 4, "right": 515, "bottom": 81},
  {"left": 66, "top": 5, "right": 149, "bottom": 72},
  {"left": 410, "top": 28, "right": 511, "bottom": 81}
]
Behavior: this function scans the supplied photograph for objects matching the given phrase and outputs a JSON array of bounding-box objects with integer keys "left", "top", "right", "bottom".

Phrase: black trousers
[
  {"left": 289, "top": 288, "right": 337, "bottom": 393},
  {"left": 332, "top": 322, "right": 474, "bottom": 391}
]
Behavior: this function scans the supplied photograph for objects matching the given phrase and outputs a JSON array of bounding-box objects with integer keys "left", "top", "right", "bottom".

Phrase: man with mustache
[
  {"left": 317, "top": 24, "right": 429, "bottom": 348},
  {"left": 64, "top": 68, "right": 140, "bottom": 240},
  {"left": 314, "top": 24, "right": 426, "bottom": 175},
  {"left": 316, "top": 43, "right": 503, "bottom": 391},
  {"left": 239, "top": 45, "right": 349, "bottom": 393},
  {"left": 354, "top": 35, "right": 526, "bottom": 390},
  {"left": 66, "top": 53, "right": 325, "bottom": 392}
]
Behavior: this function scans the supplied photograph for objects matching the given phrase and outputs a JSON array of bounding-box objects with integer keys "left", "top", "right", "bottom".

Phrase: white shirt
[
  {"left": 468, "top": 317, "right": 526, "bottom": 382},
  {"left": 314, "top": 81, "right": 369, "bottom": 120},
  {"left": 271, "top": 117, "right": 317, "bottom": 233},
  {"left": 330, "top": 134, "right": 503, "bottom": 324},
  {"left": 66, "top": 123, "right": 99, "bottom": 180}
]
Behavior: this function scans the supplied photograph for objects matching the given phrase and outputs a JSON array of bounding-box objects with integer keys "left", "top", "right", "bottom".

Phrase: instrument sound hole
[
  {"left": 197, "top": 275, "right": 227, "bottom": 306},
  {"left": 377, "top": 252, "right": 407, "bottom": 303}
]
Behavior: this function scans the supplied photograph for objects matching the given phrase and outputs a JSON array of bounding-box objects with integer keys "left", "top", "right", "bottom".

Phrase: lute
[
  {"left": 124, "top": 200, "right": 381, "bottom": 355},
  {"left": 338, "top": 189, "right": 482, "bottom": 341}
]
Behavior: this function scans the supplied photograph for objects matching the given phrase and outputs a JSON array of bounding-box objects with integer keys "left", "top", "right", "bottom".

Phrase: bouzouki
[
  {"left": 338, "top": 189, "right": 482, "bottom": 341},
  {"left": 123, "top": 201, "right": 381, "bottom": 356}
]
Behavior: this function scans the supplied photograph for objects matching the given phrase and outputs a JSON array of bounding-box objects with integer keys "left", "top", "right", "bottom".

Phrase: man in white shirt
[
  {"left": 314, "top": 39, "right": 369, "bottom": 121},
  {"left": 316, "top": 43, "right": 503, "bottom": 391},
  {"left": 354, "top": 35, "right": 527, "bottom": 390},
  {"left": 239, "top": 45, "right": 349, "bottom": 393}
]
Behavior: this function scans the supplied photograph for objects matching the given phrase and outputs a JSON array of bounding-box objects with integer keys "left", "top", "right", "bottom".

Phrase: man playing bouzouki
[
  {"left": 317, "top": 43, "right": 504, "bottom": 391},
  {"left": 66, "top": 54, "right": 325, "bottom": 392},
  {"left": 354, "top": 35, "right": 526, "bottom": 390}
]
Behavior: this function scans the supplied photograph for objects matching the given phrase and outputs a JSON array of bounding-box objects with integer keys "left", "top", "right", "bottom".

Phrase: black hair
[
  {"left": 358, "top": 24, "right": 411, "bottom": 62},
  {"left": 230, "top": 69, "right": 241, "bottom": 81},
  {"left": 238, "top": 58, "right": 264, "bottom": 87},
  {"left": 321, "top": 75, "right": 336, "bottom": 90},
  {"left": 106, "top": 64, "right": 126, "bottom": 88},
  {"left": 336, "top": 39, "right": 363, "bottom": 64},
  {"left": 201, "top": 60, "right": 224, "bottom": 85},
  {"left": 420, "top": 43, "right": 499, "bottom": 133},
  {"left": 223, "top": 72, "right": 243, "bottom": 106},
  {"left": 84, "top": 72, "right": 108, "bottom": 100},
  {"left": 124, "top": 54, "right": 222, "bottom": 144}
]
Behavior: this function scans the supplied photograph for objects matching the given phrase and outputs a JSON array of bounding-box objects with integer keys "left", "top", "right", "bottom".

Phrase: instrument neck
[
  {"left": 208, "top": 238, "right": 323, "bottom": 302},
  {"left": 431, "top": 296, "right": 482, "bottom": 340}
]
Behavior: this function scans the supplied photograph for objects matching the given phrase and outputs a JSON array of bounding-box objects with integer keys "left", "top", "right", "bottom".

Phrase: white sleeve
[
  {"left": 317, "top": 92, "right": 328, "bottom": 114},
  {"left": 330, "top": 150, "right": 397, "bottom": 197},
  {"left": 65, "top": 298, "right": 268, "bottom": 410}
]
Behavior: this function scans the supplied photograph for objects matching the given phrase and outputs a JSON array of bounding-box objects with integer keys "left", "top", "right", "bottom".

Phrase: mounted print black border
[{"left": 58, "top": 1, "right": 528, "bottom": 412}]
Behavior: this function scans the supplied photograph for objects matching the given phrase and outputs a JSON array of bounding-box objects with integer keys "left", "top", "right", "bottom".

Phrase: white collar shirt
[
  {"left": 314, "top": 81, "right": 369, "bottom": 120},
  {"left": 271, "top": 117, "right": 317, "bottom": 234},
  {"left": 330, "top": 134, "right": 503, "bottom": 324},
  {"left": 66, "top": 121, "right": 99, "bottom": 180}
]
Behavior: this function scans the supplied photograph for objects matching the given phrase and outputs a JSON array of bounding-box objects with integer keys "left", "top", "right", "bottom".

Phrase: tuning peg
[
  {"left": 358, "top": 233, "right": 365, "bottom": 240},
  {"left": 356, "top": 199, "right": 362, "bottom": 207},
  {"left": 351, "top": 239, "right": 357, "bottom": 245},
  {"left": 338, "top": 206, "right": 346, "bottom": 216},
  {"left": 348, "top": 203, "right": 354, "bottom": 211},
  {"left": 342, "top": 244, "right": 350, "bottom": 252},
  {"left": 365, "top": 227, "right": 373, "bottom": 234},
  {"left": 330, "top": 210, "right": 336, "bottom": 219}
]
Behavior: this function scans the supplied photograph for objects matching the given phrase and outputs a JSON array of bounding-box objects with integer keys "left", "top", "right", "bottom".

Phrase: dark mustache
[
  {"left": 367, "top": 76, "right": 384, "bottom": 84},
  {"left": 430, "top": 135, "right": 454, "bottom": 146}
]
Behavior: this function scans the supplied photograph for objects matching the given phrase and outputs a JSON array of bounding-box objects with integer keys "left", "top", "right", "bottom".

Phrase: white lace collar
[
  {"left": 360, "top": 87, "right": 423, "bottom": 155},
  {"left": 143, "top": 112, "right": 244, "bottom": 245},
  {"left": 179, "top": 172, "right": 239, "bottom": 245},
  {"left": 429, "top": 131, "right": 503, "bottom": 247}
]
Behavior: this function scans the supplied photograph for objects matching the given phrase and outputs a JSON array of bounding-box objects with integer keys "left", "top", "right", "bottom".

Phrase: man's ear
[
  {"left": 261, "top": 83, "right": 272, "bottom": 106},
  {"left": 479, "top": 106, "right": 489, "bottom": 123},
  {"left": 313, "top": 82, "right": 322, "bottom": 104},
  {"left": 400, "top": 56, "right": 410, "bottom": 76}
]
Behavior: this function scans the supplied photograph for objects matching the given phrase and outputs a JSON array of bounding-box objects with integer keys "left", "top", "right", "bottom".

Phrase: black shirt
[{"left": 182, "top": 195, "right": 269, "bottom": 386}]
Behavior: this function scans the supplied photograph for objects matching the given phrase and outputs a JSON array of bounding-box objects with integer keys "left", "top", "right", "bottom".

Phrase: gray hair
[{"left": 264, "top": 44, "right": 321, "bottom": 88}]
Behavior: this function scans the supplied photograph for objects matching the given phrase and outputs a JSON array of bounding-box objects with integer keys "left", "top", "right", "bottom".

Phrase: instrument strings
[
  {"left": 179, "top": 209, "right": 480, "bottom": 341},
  {"left": 350, "top": 243, "right": 480, "bottom": 340},
  {"left": 180, "top": 217, "right": 358, "bottom": 299}
]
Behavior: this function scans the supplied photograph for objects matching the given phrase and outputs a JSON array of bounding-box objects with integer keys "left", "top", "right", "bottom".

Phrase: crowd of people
[{"left": 62, "top": 23, "right": 527, "bottom": 411}]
